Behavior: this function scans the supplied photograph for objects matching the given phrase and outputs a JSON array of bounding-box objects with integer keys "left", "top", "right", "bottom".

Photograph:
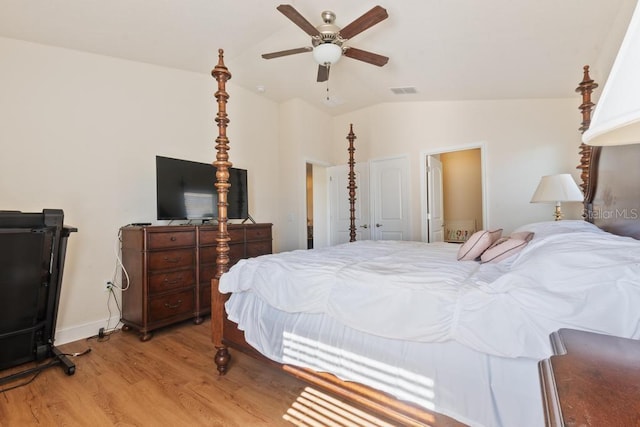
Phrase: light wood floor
[{"left": 0, "top": 319, "right": 314, "bottom": 426}]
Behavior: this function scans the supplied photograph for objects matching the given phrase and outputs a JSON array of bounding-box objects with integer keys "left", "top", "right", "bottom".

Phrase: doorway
[
  {"left": 305, "top": 162, "right": 329, "bottom": 250},
  {"left": 423, "top": 146, "right": 485, "bottom": 243},
  {"left": 306, "top": 163, "right": 313, "bottom": 249}
]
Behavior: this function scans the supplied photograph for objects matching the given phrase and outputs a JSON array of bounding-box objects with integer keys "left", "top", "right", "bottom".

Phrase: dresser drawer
[
  {"left": 147, "top": 230, "right": 195, "bottom": 249},
  {"left": 200, "top": 243, "right": 244, "bottom": 264},
  {"left": 148, "top": 248, "right": 195, "bottom": 271},
  {"left": 245, "top": 226, "right": 271, "bottom": 241},
  {"left": 148, "top": 289, "right": 194, "bottom": 322},
  {"left": 199, "top": 228, "right": 217, "bottom": 245},
  {"left": 149, "top": 269, "right": 195, "bottom": 294},
  {"left": 229, "top": 243, "right": 244, "bottom": 262},
  {"left": 200, "top": 263, "right": 216, "bottom": 283},
  {"left": 200, "top": 255, "right": 242, "bottom": 284},
  {"left": 200, "top": 245, "right": 216, "bottom": 263},
  {"left": 199, "top": 227, "right": 245, "bottom": 245},
  {"left": 199, "top": 283, "right": 211, "bottom": 311},
  {"left": 228, "top": 228, "right": 245, "bottom": 242},
  {"left": 246, "top": 241, "right": 272, "bottom": 258}
]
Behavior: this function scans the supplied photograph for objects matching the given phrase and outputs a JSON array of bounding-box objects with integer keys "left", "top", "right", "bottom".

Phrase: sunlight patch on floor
[{"left": 283, "top": 386, "right": 397, "bottom": 427}]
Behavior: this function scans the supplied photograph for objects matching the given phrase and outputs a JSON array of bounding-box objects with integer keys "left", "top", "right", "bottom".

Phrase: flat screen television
[{"left": 156, "top": 155, "right": 248, "bottom": 221}]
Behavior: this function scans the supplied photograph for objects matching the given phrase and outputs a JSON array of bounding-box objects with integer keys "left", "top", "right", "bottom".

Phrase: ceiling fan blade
[
  {"left": 262, "top": 47, "right": 312, "bottom": 60},
  {"left": 317, "top": 65, "right": 329, "bottom": 82},
  {"left": 343, "top": 47, "right": 389, "bottom": 67},
  {"left": 339, "top": 5, "right": 388, "bottom": 40},
  {"left": 277, "top": 4, "right": 321, "bottom": 37}
]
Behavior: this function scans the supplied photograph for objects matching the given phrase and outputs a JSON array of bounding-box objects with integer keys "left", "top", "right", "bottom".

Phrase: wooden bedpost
[
  {"left": 575, "top": 65, "right": 599, "bottom": 209},
  {"left": 211, "top": 49, "right": 232, "bottom": 375},
  {"left": 347, "top": 124, "right": 357, "bottom": 242}
]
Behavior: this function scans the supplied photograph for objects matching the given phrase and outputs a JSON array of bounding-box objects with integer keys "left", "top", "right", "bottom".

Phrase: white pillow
[
  {"left": 512, "top": 221, "right": 600, "bottom": 239},
  {"left": 480, "top": 237, "right": 529, "bottom": 263},
  {"left": 457, "top": 229, "right": 503, "bottom": 261}
]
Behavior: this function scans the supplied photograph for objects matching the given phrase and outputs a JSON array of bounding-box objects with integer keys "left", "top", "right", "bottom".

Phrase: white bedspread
[
  {"left": 220, "top": 221, "right": 640, "bottom": 359},
  {"left": 225, "top": 291, "right": 543, "bottom": 427}
]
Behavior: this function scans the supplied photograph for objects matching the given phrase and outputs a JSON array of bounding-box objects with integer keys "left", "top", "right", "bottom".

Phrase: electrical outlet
[{"left": 104, "top": 280, "right": 113, "bottom": 292}]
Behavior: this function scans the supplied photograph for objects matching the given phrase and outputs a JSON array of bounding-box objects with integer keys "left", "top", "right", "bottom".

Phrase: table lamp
[{"left": 531, "top": 174, "right": 584, "bottom": 220}]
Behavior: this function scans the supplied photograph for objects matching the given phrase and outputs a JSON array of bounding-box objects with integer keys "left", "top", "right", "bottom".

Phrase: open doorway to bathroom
[
  {"left": 306, "top": 163, "right": 313, "bottom": 249},
  {"left": 424, "top": 146, "right": 485, "bottom": 243},
  {"left": 305, "top": 162, "right": 329, "bottom": 250}
]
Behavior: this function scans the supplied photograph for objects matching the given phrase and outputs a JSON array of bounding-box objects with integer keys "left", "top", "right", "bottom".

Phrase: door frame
[
  {"left": 304, "top": 159, "right": 332, "bottom": 250},
  {"left": 419, "top": 142, "right": 488, "bottom": 242}
]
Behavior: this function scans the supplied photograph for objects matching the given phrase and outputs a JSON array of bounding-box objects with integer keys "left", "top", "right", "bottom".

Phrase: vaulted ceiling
[{"left": 0, "top": 0, "right": 635, "bottom": 115}]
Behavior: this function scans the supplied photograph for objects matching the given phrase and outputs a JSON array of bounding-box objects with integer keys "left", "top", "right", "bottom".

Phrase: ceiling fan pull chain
[
  {"left": 324, "top": 65, "right": 333, "bottom": 100},
  {"left": 326, "top": 76, "right": 330, "bottom": 100}
]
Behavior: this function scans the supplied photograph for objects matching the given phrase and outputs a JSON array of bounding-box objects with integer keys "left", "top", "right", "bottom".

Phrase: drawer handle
[
  {"left": 170, "top": 236, "right": 177, "bottom": 241},
  {"left": 164, "top": 300, "right": 183, "bottom": 309},
  {"left": 163, "top": 276, "right": 182, "bottom": 285},
  {"left": 163, "top": 256, "right": 181, "bottom": 263}
]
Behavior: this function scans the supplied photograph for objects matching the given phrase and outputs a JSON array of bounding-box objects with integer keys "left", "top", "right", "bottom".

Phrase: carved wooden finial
[
  {"left": 575, "top": 65, "right": 598, "bottom": 134},
  {"left": 347, "top": 124, "right": 357, "bottom": 242},
  {"left": 575, "top": 65, "right": 599, "bottom": 200}
]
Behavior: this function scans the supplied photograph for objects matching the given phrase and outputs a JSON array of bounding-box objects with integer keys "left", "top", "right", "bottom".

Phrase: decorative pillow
[
  {"left": 510, "top": 231, "right": 534, "bottom": 242},
  {"left": 480, "top": 237, "right": 529, "bottom": 263},
  {"left": 457, "top": 229, "right": 503, "bottom": 261}
]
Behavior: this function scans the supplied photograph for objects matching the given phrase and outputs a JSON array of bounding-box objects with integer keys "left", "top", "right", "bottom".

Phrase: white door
[
  {"left": 328, "top": 163, "right": 370, "bottom": 245},
  {"left": 370, "top": 157, "right": 410, "bottom": 240},
  {"left": 427, "top": 155, "right": 444, "bottom": 242}
]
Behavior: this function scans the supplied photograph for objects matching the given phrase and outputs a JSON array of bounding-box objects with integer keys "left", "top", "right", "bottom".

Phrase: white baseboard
[{"left": 54, "top": 316, "right": 122, "bottom": 345}]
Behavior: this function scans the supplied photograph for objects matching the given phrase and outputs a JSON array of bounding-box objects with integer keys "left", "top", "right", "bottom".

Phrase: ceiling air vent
[{"left": 390, "top": 87, "right": 418, "bottom": 95}]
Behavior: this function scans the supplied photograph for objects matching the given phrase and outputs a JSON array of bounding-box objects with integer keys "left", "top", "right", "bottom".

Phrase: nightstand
[{"left": 538, "top": 328, "right": 640, "bottom": 426}]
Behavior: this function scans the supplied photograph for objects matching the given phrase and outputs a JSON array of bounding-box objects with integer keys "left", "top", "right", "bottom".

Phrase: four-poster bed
[{"left": 209, "top": 49, "right": 640, "bottom": 426}]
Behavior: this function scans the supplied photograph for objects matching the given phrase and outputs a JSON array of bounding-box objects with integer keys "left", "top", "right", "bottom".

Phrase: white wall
[
  {"left": 277, "top": 98, "right": 334, "bottom": 251},
  {"left": 0, "top": 37, "right": 281, "bottom": 343},
  {"left": 332, "top": 98, "right": 585, "bottom": 238}
]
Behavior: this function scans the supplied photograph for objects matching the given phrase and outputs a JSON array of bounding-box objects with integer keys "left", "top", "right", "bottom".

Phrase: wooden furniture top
[{"left": 539, "top": 328, "right": 640, "bottom": 426}]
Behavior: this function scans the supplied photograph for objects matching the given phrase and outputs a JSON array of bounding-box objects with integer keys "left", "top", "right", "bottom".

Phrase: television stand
[
  {"left": 120, "top": 223, "right": 272, "bottom": 340},
  {"left": 241, "top": 214, "right": 256, "bottom": 224}
]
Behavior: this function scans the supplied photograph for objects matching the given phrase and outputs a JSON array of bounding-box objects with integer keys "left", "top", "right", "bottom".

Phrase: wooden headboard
[
  {"left": 585, "top": 144, "right": 640, "bottom": 239},
  {"left": 578, "top": 66, "right": 640, "bottom": 240}
]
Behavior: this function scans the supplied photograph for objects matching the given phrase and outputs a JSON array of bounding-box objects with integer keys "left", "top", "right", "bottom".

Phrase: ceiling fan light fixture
[{"left": 313, "top": 43, "right": 342, "bottom": 66}]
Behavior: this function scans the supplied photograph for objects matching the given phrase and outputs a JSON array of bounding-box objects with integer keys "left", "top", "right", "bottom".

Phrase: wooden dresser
[
  {"left": 538, "top": 328, "right": 640, "bottom": 426},
  {"left": 120, "top": 223, "right": 272, "bottom": 340}
]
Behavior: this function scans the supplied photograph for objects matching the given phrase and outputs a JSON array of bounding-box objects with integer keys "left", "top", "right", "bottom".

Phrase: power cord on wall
[
  {"left": 96, "top": 228, "right": 130, "bottom": 338},
  {"left": 100, "top": 286, "right": 123, "bottom": 340},
  {"left": 109, "top": 228, "right": 130, "bottom": 292}
]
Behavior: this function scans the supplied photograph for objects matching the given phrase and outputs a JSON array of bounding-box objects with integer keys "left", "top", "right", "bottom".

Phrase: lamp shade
[
  {"left": 312, "top": 43, "right": 342, "bottom": 66},
  {"left": 582, "top": 1, "right": 640, "bottom": 146},
  {"left": 530, "top": 174, "right": 583, "bottom": 203}
]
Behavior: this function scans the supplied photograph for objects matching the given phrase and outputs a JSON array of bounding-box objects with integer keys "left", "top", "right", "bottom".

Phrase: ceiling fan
[{"left": 261, "top": 4, "right": 389, "bottom": 82}]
